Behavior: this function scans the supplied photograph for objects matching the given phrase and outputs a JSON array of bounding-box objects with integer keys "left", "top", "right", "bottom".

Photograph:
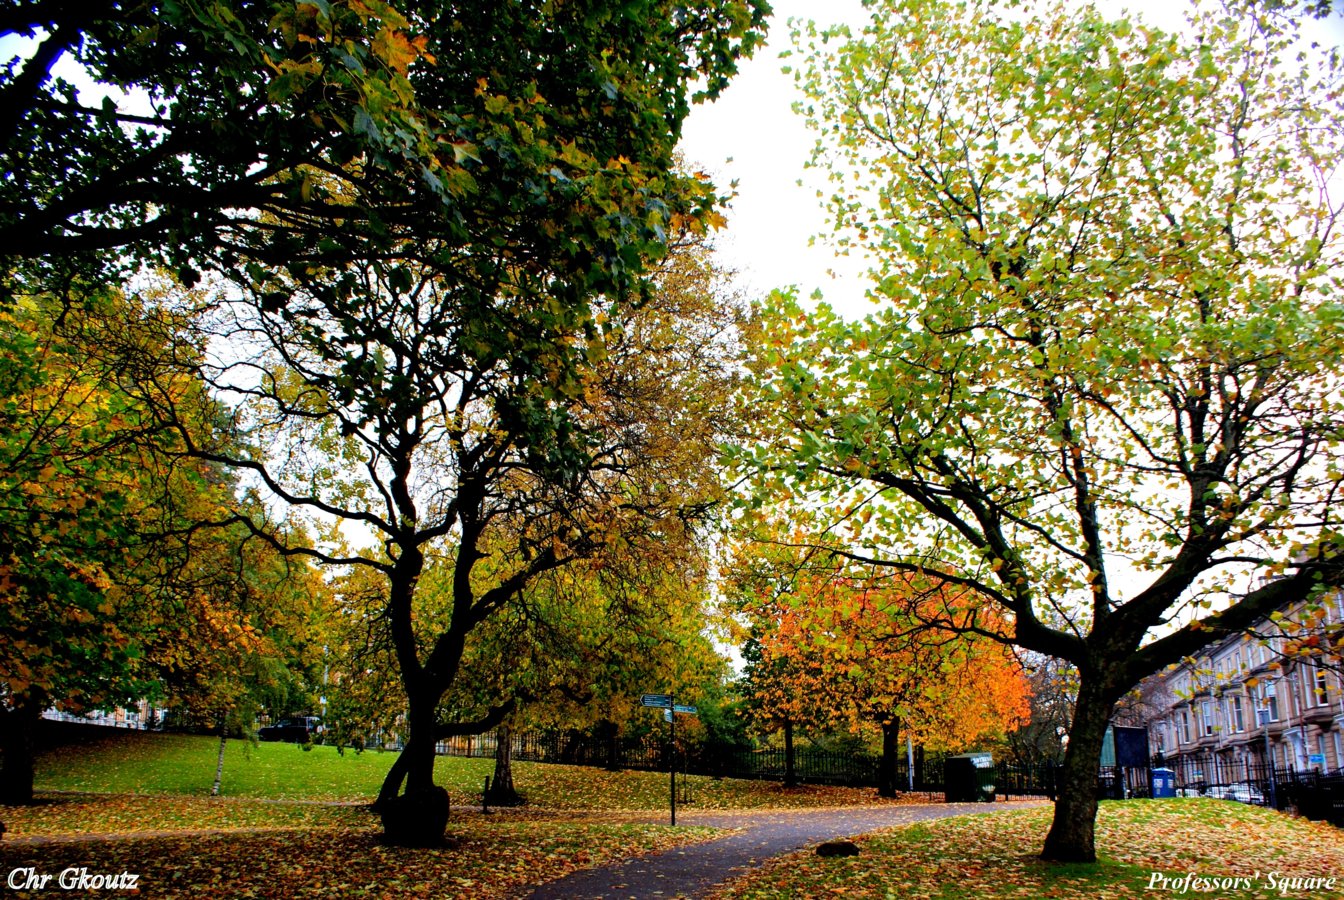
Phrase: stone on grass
[{"left": 815, "top": 840, "right": 860, "bottom": 858}]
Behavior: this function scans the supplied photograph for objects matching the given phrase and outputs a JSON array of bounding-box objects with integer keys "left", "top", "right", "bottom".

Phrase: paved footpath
[{"left": 526, "top": 801, "right": 1044, "bottom": 900}]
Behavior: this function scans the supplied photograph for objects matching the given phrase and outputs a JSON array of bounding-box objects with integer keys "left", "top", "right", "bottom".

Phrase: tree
[
  {"left": 139, "top": 203, "right": 748, "bottom": 844},
  {"left": 320, "top": 561, "right": 405, "bottom": 754},
  {"left": 1004, "top": 655, "right": 1077, "bottom": 769},
  {"left": 324, "top": 541, "right": 731, "bottom": 806},
  {"left": 3, "top": 0, "right": 770, "bottom": 310},
  {"left": 736, "top": 636, "right": 806, "bottom": 786},
  {"left": 474, "top": 557, "right": 731, "bottom": 806},
  {"left": 0, "top": 287, "right": 245, "bottom": 803},
  {"left": 1, "top": 0, "right": 452, "bottom": 291},
  {"left": 731, "top": 542, "right": 1028, "bottom": 795},
  {"left": 150, "top": 510, "right": 331, "bottom": 796},
  {"left": 738, "top": 0, "right": 1344, "bottom": 861},
  {"left": 727, "top": 536, "right": 838, "bottom": 786}
]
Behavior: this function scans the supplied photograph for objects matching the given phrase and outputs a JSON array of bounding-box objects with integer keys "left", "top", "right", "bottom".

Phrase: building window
[
  {"left": 1231, "top": 695, "right": 1245, "bottom": 733},
  {"left": 1180, "top": 709, "right": 1192, "bottom": 743},
  {"left": 1202, "top": 701, "right": 1214, "bottom": 736},
  {"left": 1262, "top": 683, "right": 1280, "bottom": 722},
  {"left": 1312, "top": 666, "right": 1330, "bottom": 707}
]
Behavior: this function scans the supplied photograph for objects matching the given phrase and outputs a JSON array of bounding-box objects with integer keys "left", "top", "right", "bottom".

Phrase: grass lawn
[
  {"left": 14, "top": 726, "right": 1344, "bottom": 898},
  {"left": 713, "top": 799, "right": 1344, "bottom": 899},
  {"left": 7, "top": 726, "right": 741, "bottom": 899},
  {"left": 31, "top": 723, "right": 907, "bottom": 810}
]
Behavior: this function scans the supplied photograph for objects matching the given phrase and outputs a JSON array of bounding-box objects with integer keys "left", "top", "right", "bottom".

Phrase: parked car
[
  {"left": 257, "top": 716, "right": 322, "bottom": 743},
  {"left": 1204, "top": 783, "right": 1265, "bottom": 805}
]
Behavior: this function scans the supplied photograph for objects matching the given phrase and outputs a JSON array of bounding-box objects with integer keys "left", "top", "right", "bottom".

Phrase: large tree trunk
[
  {"left": 485, "top": 724, "right": 522, "bottom": 806},
  {"left": 877, "top": 718, "right": 900, "bottom": 798},
  {"left": 378, "top": 689, "right": 449, "bottom": 847},
  {"left": 782, "top": 717, "right": 798, "bottom": 787},
  {"left": 0, "top": 692, "right": 43, "bottom": 805},
  {"left": 375, "top": 745, "right": 410, "bottom": 810},
  {"left": 1040, "top": 678, "right": 1117, "bottom": 862}
]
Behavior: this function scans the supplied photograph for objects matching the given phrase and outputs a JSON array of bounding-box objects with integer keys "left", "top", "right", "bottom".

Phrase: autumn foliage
[
  {"left": 741, "top": 565, "right": 1029, "bottom": 759},
  {"left": 737, "top": 0, "right": 1344, "bottom": 862}
]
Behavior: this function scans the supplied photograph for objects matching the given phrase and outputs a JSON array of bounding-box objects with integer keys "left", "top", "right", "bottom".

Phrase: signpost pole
[
  {"left": 670, "top": 692, "right": 676, "bottom": 827},
  {"left": 639, "top": 691, "right": 694, "bottom": 828}
]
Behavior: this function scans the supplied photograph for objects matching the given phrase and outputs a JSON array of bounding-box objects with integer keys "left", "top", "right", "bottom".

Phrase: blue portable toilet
[{"left": 1150, "top": 767, "right": 1176, "bottom": 799}]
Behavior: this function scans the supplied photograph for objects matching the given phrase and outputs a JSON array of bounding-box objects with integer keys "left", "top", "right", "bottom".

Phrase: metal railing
[
  {"left": 430, "top": 728, "right": 1062, "bottom": 798},
  {"left": 1150, "top": 752, "right": 1331, "bottom": 812},
  {"left": 42, "top": 708, "right": 162, "bottom": 730}
]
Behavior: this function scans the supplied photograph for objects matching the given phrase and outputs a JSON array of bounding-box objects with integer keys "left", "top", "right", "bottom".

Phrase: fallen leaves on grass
[
  {"left": 488, "top": 766, "right": 934, "bottom": 812},
  {"left": 1, "top": 793, "right": 367, "bottom": 837},
  {"left": 0, "top": 815, "right": 723, "bottom": 899},
  {"left": 713, "top": 800, "right": 1344, "bottom": 900}
]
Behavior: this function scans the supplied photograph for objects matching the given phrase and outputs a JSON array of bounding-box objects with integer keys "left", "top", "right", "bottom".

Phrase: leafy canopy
[
  {"left": 743, "top": 0, "right": 1344, "bottom": 672},
  {"left": 2, "top": 0, "right": 770, "bottom": 311},
  {"left": 730, "top": 537, "right": 1028, "bottom": 752},
  {"left": 736, "top": 0, "right": 1344, "bottom": 860}
]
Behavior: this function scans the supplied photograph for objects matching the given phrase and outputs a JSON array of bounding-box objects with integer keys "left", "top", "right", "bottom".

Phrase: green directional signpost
[{"left": 641, "top": 692, "right": 697, "bottom": 825}]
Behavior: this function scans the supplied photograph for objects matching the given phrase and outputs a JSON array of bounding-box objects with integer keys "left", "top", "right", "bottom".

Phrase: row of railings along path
[
  {"left": 1157, "top": 751, "right": 1344, "bottom": 825},
  {"left": 424, "top": 729, "right": 1344, "bottom": 825},
  {"left": 420, "top": 728, "right": 1068, "bottom": 800}
]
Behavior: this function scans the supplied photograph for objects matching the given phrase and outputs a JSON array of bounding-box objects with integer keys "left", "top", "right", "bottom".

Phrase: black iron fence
[
  {"left": 1097, "top": 764, "right": 1153, "bottom": 799},
  {"left": 433, "top": 728, "right": 1061, "bottom": 798},
  {"left": 1151, "top": 752, "right": 1344, "bottom": 824},
  {"left": 1157, "top": 752, "right": 1287, "bottom": 800},
  {"left": 708, "top": 747, "right": 885, "bottom": 787},
  {"left": 1282, "top": 771, "right": 1344, "bottom": 827}
]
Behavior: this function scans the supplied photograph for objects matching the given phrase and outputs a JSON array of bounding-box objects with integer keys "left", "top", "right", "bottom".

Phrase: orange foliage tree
[{"left": 736, "top": 555, "right": 1028, "bottom": 796}]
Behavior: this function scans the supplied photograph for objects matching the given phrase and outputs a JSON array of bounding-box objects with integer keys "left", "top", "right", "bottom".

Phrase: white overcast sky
[{"left": 678, "top": 0, "right": 1344, "bottom": 315}]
